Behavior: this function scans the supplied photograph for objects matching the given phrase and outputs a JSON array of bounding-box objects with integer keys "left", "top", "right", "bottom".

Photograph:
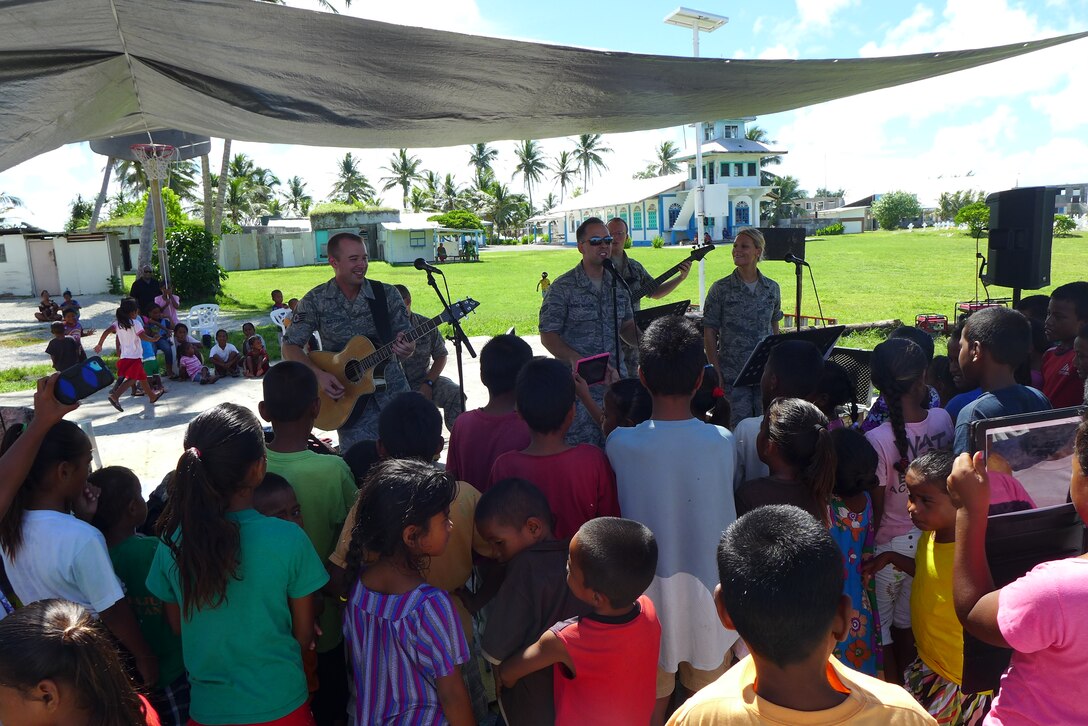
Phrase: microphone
[
  {"left": 784, "top": 252, "right": 810, "bottom": 267},
  {"left": 602, "top": 258, "right": 618, "bottom": 274},
  {"left": 414, "top": 258, "right": 443, "bottom": 274}
]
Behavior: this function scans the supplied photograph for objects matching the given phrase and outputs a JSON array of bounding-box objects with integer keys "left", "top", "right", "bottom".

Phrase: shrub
[
  {"left": 156, "top": 222, "right": 227, "bottom": 303},
  {"left": 428, "top": 210, "right": 483, "bottom": 230},
  {"left": 871, "top": 191, "right": 922, "bottom": 230},
  {"left": 1054, "top": 214, "right": 1076, "bottom": 237},
  {"left": 651, "top": 236, "right": 665, "bottom": 249},
  {"left": 814, "top": 222, "right": 844, "bottom": 236}
]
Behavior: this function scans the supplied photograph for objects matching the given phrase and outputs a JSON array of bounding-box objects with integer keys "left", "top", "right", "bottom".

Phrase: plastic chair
[
  {"left": 270, "top": 307, "right": 290, "bottom": 334},
  {"left": 187, "top": 304, "right": 220, "bottom": 338}
]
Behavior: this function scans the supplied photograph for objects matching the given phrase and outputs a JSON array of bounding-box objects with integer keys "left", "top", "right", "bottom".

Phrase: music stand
[
  {"left": 731, "top": 325, "right": 845, "bottom": 389},
  {"left": 635, "top": 300, "right": 691, "bottom": 331}
]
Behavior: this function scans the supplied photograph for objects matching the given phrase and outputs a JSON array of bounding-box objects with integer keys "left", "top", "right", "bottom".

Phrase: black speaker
[
  {"left": 981, "top": 186, "right": 1057, "bottom": 290},
  {"left": 757, "top": 227, "right": 806, "bottom": 262}
]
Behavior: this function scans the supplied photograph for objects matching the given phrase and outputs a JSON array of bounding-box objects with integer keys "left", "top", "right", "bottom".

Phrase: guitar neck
[
  {"left": 359, "top": 315, "right": 443, "bottom": 369},
  {"left": 652, "top": 256, "right": 693, "bottom": 289}
]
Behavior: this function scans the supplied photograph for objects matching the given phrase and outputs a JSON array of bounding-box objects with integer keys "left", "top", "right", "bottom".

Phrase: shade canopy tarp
[{"left": 1, "top": 0, "right": 1085, "bottom": 174}]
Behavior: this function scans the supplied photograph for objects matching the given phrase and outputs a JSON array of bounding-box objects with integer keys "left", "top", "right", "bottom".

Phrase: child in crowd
[
  {"left": 1025, "top": 317, "right": 1048, "bottom": 389},
  {"left": 446, "top": 334, "right": 534, "bottom": 490},
  {"left": 666, "top": 506, "right": 934, "bottom": 725},
  {"left": 733, "top": 340, "right": 825, "bottom": 486},
  {"left": 1015, "top": 294, "right": 1049, "bottom": 322},
  {"left": 173, "top": 321, "right": 202, "bottom": 350},
  {"left": 944, "top": 320, "right": 983, "bottom": 424},
  {"left": 254, "top": 472, "right": 304, "bottom": 526},
  {"left": 0, "top": 417, "right": 158, "bottom": 688},
  {"left": 954, "top": 307, "right": 1050, "bottom": 454},
  {"left": 536, "top": 271, "right": 551, "bottom": 298},
  {"left": 927, "top": 355, "right": 958, "bottom": 408},
  {"left": 244, "top": 333, "right": 270, "bottom": 378},
  {"left": 690, "top": 364, "right": 732, "bottom": 427},
  {"left": 35, "top": 289, "right": 61, "bottom": 321},
  {"left": 62, "top": 308, "right": 85, "bottom": 341},
  {"left": 146, "top": 403, "right": 328, "bottom": 726},
  {"left": 606, "top": 317, "right": 738, "bottom": 723},
  {"left": 155, "top": 284, "right": 181, "bottom": 327},
  {"left": 208, "top": 328, "right": 241, "bottom": 378},
  {"left": 1042, "top": 281, "right": 1088, "bottom": 408},
  {"left": 864, "top": 337, "right": 953, "bottom": 685},
  {"left": 259, "top": 361, "right": 357, "bottom": 724},
  {"left": 342, "top": 458, "right": 473, "bottom": 725},
  {"left": 139, "top": 310, "right": 167, "bottom": 399},
  {"left": 330, "top": 392, "right": 490, "bottom": 722},
  {"left": 736, "top": 397, "right": 835, "bottom": 524},
  {"left": 95, "top": 298, "right": 163, "bottom": 410},
  {"left": 948, "top": 417, "right": 1088, "bottom": 725},
  {"left": 813, "top": 359, "right": 858, "bottom": 430},
  {"left": 144, "top": 303, "right": 174, "bottom": 374},
  {"left": 489, "top": 357, "right": 620, "bottom": 539},
  {"left": 828, "top": 428, "right": 882, "bottom": 677},
  {"left": 45, "top": 320, "right": 84, "bottom": 371},
  {"left": 176, "top": 341, "right": 215, "bottom": 384},
  {"left": 499, "top": 517, "right": 661, "bottom": 726},
  {"left": 1076, "top": 322, "right": 1088, "bottom": 401},
  {"left": 90, "top": 466, "right": 188, "bottom": 726},
  {"left": 575, "top": 376, "right": 653, "bottom": 438},
  {"left": 241, "top": 321, "right": 266, "bottom": 356},
  {"left": 272, "top": 288, "right": 290, "bottom": 310},
  {"left": 860, "top": 326, "right": 942, "bottom": 433},
  {"left": 476, "top": 478, "right": 590, "bottom": 726},
  {"left": 867, "top": 451, "right": 993, "bottom": 723},
  {"left": 59, "top": 289, "right": 80, "bottom": 315},
  {"left": 0, "top": 599, "right": 163, "bottom": 725}
]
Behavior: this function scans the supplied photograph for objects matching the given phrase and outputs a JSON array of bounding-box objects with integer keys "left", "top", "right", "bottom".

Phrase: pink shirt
[
  {"left": 180, "top": 354, "right": 202, "bottom": 378},
  {"left": 154, "top": 294, "right": 181, "bottom": 325},
  {"left": 987, "top": 557, "right": 1088, "bottom": 725},
  {"left": 865, "top": 408, "right": 954, "bottom": 544},
  {"left": 445, "top": 409, "right": 531, "bottom": 492},
  {"left": 489, "top": 445, "right": 620, "bottom": 540}
]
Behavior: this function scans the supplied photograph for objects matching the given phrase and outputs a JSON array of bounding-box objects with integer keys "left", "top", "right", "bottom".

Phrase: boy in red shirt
[
  {"left": 488, "top": 357, "right": 620, "bottom": 539},
  {"left": 1042, "top": 281, "right": 1088, "bottom": 408},
  {"left": 498, "top": 517, "right": 661, "bottom": 726}
]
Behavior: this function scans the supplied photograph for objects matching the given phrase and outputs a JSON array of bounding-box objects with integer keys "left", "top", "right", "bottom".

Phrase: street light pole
[{"left": 665, "top": 7, "right": 728, "bottom": 309}]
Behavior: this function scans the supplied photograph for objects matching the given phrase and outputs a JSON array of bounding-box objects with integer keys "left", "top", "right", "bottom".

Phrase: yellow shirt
[
  {"left": 667, "top": 655, "right": 936, "bottom": 725},
  {"left": 911, "top": 531, "right": 963, "bottom": 684}
]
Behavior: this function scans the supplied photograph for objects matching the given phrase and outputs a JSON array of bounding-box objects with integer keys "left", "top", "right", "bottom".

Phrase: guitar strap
[{"left": 364, "top": 279, "right": 393, "bottom": 345}]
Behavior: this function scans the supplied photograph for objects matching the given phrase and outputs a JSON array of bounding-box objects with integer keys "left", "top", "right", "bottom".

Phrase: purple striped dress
[{"left": 345, "top": 581, "right": 469, "bottom": 725}]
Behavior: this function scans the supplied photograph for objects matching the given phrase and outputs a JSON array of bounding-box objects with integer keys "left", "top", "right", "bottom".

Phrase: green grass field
[{"left": 188, "top": 228, "right": 1087, "bottom": 338}]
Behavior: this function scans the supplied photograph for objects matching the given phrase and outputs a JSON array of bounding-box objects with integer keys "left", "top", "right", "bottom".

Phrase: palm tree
[
  {"left": 0, "top": 191, "right": 24, "bottom": 223},
  {"left": 380, "top": 148, "right": 423, "bottom": 208},
  {"left": 541, "top": 193, "right": 559, "bottom": 212},
  {"left": 166, "top": 159, "right": 200, "bottom": 203},
  {"left": 248, "top": 167, "right": 281, "bottom": 217},
  {"left": 573, "top": 133, "right": 611, "bottom": 191},
  {"left": 512, "top": 140, "right": 548, "bottom": 214},
  {"left": 770, "top": 174, "right": 807, "bottom": 222},
  {"left": 468, "top": 143, "right": 499, "bottom": 178},
  {"left": 228, "top": 153, "right": 257, "bottom": 181},
  {"left": 436, "top": 174, "right": 464, "bottom": 213},
  {"left": 283, "top": 176, "right": 312, "bottom": 217},
  {"left": 653, "top": 141, "right": 682, "bottom": 176},
  {"left": 225, "top": 176, "right": 254, "bottom": 225},
  {"left": 114, "top": 159, "right": 149, "bottom": 197},
  {"left": 407, "top": 187, "right": 432, "bottom": 213},
  {"left": 746, "top": 126, "right": 782, "bottom": 186},
  {"left": 552, "top": 150, "right": 578, "bottom": 202},
  {"left": 481, "top": 183, "right": 528, "bottom": 239},
  {"left": 330, "top": 152, "right": 375, "bottom": 204}
]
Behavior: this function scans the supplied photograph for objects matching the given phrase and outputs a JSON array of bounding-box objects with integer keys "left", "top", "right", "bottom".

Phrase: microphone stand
[
  {"left": 606, "top": 261, "right": 637, "bottom": 374},
  {"left": 792, "top": 259, "right": 804, "bottom": 331},
  {"left": 424, "top": 268, "right": 475, "bottom": 406}
]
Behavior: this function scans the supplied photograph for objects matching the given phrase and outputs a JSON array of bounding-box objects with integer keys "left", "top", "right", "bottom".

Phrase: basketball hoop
[{"left": 131, "top": 143, "right": 177, "bottom": 181}]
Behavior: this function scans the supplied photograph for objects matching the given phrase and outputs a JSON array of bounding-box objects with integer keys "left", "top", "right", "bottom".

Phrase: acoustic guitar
[
  {"left": 637, "top": 243, "right": 715, "bottom": 301},
  {"left": 311, "top": 298, "right": 480, "bottom": 431}
]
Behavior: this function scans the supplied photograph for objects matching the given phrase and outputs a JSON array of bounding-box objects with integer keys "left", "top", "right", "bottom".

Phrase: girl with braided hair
[
  {"left": 146, "top": 403, "right": 328, "bottom": 726},
  {"left": 863, "top": 337, "right": 954, "bottom": 686},
  {"left": 342, "top": 458, "right": 472, "bottom": 726}
]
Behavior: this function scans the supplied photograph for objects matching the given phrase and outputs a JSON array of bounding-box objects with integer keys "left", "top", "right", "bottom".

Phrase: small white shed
[{"left": 0, "top": 229, "right": 122, "bottom": 297}]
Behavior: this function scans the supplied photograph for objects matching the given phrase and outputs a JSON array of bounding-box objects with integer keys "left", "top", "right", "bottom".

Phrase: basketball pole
[{"left": 149, "top": 177, "right": 170, "bottom": 289}]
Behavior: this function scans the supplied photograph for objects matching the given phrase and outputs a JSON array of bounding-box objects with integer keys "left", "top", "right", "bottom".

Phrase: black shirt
[
  {"left": 46, "top": 337, "right": 83, "bottom": 372},
  {"left": 129, "top": 276, "right": 161, "bottom": 312}
]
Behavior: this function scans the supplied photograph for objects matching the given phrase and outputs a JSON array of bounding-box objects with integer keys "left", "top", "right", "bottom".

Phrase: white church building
[{"left": 539, "top": 118, "right": 784, "bottom": 246}]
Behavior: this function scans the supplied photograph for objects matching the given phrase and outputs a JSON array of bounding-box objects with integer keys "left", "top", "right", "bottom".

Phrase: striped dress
[{"left": 345, "top": 581, "right": 469, "bottom": 725}]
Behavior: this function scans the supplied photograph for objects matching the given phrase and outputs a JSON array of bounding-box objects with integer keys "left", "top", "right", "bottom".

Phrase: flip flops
[{"left": 107, "top": 395, "right": 123, "bottom": 413}]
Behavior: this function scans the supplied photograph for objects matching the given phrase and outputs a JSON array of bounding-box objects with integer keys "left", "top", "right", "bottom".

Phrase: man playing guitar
[{"left": 283, "top": 232, "right": 415, "bottom": 451}]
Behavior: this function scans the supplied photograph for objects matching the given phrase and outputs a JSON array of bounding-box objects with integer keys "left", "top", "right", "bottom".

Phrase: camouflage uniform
[
  {"left": 702, "top": 269, "right": 783, "bottom": 426},
  {"left": 539, "top": 262, "right": 634, "bottom": 447},
  {"left": 402, "top": 311, "right": 465, "bottom": 432},
  {"left": 285, "top": 278, "right": 411, "bottom": 452},
  {"left": 614, "top": 253, "right": 659, "bottom": 375}
]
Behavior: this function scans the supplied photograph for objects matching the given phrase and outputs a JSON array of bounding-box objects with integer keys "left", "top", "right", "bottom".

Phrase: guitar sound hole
[{"left": 344, "top": 360, "right": 362, "bottom": 383}]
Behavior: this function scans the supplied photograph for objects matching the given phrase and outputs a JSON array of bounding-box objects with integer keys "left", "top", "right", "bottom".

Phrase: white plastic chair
[
  {"left": 269, "top": 308, "right": 321, "bottom": 353},
  {"left": 187, "top": 304, "right": 220, "bottom": 338}
]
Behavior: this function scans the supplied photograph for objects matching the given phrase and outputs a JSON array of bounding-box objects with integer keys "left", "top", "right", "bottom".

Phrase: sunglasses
[{"left": 585, "top": 236, "right": 614, "bottom": 246}]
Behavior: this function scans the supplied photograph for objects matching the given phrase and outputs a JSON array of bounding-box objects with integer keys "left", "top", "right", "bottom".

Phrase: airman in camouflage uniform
[
  {"left": 701, "top": 227, "right": 783, "bottom": 426},
  {"left": 540, "top": 218, "right": 638, "bottom": 447},
  {"left": 606, "top": 217, "right": 691, "bottom": 374},
  {"left": 395, "top": 284, "right": 465, "bottom": 433},
  {"left": 283, "top": 233, "right": 413, "bottom": 453}
]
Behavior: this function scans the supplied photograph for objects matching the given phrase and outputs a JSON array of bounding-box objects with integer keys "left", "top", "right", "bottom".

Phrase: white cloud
[
  {"left": 757, "top": 44, "right": 800, "bottom": 59},
  {"left": 796, "top": 0, "right": 856, "bottom": 28}
]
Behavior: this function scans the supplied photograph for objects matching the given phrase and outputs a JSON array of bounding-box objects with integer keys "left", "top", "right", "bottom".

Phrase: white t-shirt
[
  {"left": 865, "top": 407, "right": 954, "bottom": 544},
  {"left": 607, "top": 418, "right": 739, "bottom": 671},
  {"left": 0, "top": 510, "right": 125, "bottom": 615},
  {"left": 733, "top": 415, "right": 769, "bottom": 488},
  {"left": 209, "top": 342, "right": 239, "bottom": 362},
  {"left": 116, "top": 316, "right": 144, "bottom": 360}
]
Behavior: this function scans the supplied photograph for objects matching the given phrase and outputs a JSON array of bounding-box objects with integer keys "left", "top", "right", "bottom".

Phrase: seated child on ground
[
  {"left": 489, "top": 357, "right": 620, "bottom": 539},
  {"left": 947, "top": 416, "right": 1088, "bottom": 726},
  {"left": 35, "top": 289, "right": 61, "bottom": 321},
  {"left": 208, "top": 329, "right": 241, "bottom": 377},
  {"left": 446, "top": 333, "right": 534, "bottom": 490},
  {"left": 177, "top": 341, "right": 215, "bottom": 384},
  {"left": 89, "top": 466, "right": 188, "bottom": 725},
  {"left": 241, "top": 322, "right": 265, "bottom": 356},
  {"left": 499, "top": 517, "right": 662, "bottom": 726},
  {"left": 476, "top": 478, "right": 590, "bottom": 726},
  {"left": 243, "top": 333, "right": 270, "bottom": 378},
  {"left": 46, "top": 321, "right": 84, "bottom": 371},
  {"left": 666, "top": 506, "right": 934, "bottom": 725}
]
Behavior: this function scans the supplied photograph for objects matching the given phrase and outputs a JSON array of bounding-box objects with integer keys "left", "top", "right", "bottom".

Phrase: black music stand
[
  {"left": 634, "top": 300, "right": 690, "bottom": 331},
  {"left": 732, "top": 325, "right": 845, "bottom": 389}
]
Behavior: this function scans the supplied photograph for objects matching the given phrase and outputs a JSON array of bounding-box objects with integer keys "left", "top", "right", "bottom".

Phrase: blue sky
[{"left": 2, "top": 0, "right": 1086, "bottom": 229}]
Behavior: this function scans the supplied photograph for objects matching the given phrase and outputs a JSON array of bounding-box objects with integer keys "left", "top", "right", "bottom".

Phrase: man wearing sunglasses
[{"left": 540, "top": 217, "right": 639, "bottom": 447}]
